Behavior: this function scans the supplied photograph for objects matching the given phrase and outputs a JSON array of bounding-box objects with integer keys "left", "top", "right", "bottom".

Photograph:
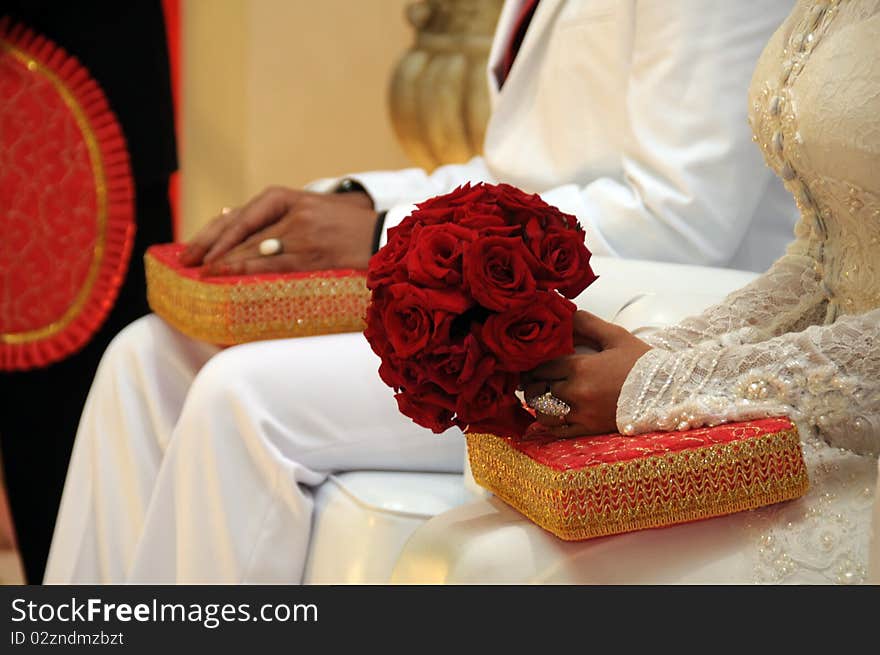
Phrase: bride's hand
[
  {"left": 179, "top": 186, "right": 377, "bottom": 274},
  {"left": 521, "top": 311, "right": 651, "bottom": 438}
]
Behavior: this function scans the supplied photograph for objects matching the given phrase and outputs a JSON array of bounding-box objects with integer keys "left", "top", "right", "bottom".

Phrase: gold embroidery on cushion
[
  {"left": 145, "top": 252, "right": 370, "bottom": 344},
  {"left": 467, "top": 427, "right": 809, "bottom": 541}
]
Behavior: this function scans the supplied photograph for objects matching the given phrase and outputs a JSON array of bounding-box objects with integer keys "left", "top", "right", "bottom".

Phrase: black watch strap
[
  {"left": 372, "top": 211, "right": 388, "bottom": 255},
  {"left": 334, "top": 179, "right": 383, "bottom": 255},
  {"left": 335, "top": 178, "right": 366, "bottom": 194}
]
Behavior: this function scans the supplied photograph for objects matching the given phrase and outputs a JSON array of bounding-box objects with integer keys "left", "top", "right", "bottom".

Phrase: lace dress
[{"left": 616, "top": 0, "right": 880, "bottom": 584}]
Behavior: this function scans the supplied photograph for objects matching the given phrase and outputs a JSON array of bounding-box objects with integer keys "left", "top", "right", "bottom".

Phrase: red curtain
[{"left": 162, "top": 0, "right": 181, "bottom": 239}]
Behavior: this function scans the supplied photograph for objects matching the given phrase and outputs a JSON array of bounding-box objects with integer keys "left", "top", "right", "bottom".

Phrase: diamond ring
[{"left": 530, "top": 391, "right": 571, "bottom": 420}]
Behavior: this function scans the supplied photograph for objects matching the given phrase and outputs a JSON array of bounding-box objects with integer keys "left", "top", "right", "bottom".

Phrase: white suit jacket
[{"left": 313, "top": 0, "right": 799, "bottom": 272}]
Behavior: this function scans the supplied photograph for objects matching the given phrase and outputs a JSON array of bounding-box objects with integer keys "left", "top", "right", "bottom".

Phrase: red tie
[{"left": 498, "top": 0, "right": 540, "bottom": 88}]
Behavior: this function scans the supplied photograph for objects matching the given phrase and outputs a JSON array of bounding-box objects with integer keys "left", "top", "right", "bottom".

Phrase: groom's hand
[{"left": 180, "top": 186, "right": 377, "bottom": 274}]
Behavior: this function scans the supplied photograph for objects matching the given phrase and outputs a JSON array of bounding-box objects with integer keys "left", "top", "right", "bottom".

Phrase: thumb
[{"left": 572, "top": 310, "right": 628, "bottom": 349}]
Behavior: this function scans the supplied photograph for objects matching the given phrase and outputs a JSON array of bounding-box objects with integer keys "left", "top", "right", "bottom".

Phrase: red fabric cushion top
[{"left": 507, "top": 417, "right": 795, "bottom": 470}]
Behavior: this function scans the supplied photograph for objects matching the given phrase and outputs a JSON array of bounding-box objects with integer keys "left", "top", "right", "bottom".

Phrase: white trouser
[{"left": 44, "top": 315, "right": 464, "bottom": 584}]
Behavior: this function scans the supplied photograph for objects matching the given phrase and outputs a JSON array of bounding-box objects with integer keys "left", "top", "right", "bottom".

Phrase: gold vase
[{"left": 389, "top": 0, "right": 503, "bottom": 170}]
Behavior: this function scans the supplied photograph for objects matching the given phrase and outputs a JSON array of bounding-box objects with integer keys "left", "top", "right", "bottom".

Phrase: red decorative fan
[{"left": 0, "top": 18, "right": 135, "bottom": 370}]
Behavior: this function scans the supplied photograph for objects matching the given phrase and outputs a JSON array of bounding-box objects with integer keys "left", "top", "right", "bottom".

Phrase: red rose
[
  {"left": 520, "top": 209, "right": 575, "bottom": 246},
  {"left": 409, "top": 206, "right": 457, "bottom": 225},
  {"left": 458, "top": 333, "right": 496, "bottom": 386},
  {"left": 395, "top": 383, "right": 456, "bottom": 433},
  {"left": 466, "top": 402, "right": 535, "bottom": 440},
  {"left": 420, "top": 334, "right": 492, "bottom": 395},
  {"left": 417, "top": 183, "right": 483, "bottom": 210},
  {"left": 455, "top": 209, "right": 508, "bottom": 230},
  {"left": 479, "top": 291, "right": 576, "bottom": 371},
  {"left": 463, "top": 236, "right": 539, "bottom": 311},
  {"left": 454, "top": 370, "right": 518, "bottom": 425},
  {"left": 474, "top": 224, "right": 522, "bottom": 239},
  {"left": 489, "top": 185, "right": 559, "bottom": 225},
  {"left": 388, "top": 216, "right": 417, "bottom": 242},
  {"left": 444, "top": 185, "right": 491, "bottom": 207},
  {"left": 378, "top": 352, "right": 426, "bottom": 390},
  {"left": 367, "top": 228, "right": 412, "bottom": 290},
  {"left": 493, "top": 184, "right": 543, "bottom": 210},
  {"left": 532, "top": 225, "right": 598, "bottom": 298},
  {"left": 380, "top": 283, "right": 471, "bottom": 358},
  {"left": 418, "top": 344, "right": 466, "bottom": 394},
  {"left": 405, "top": 223, "right": 476, "bottom": 289},
  {"left": 363, "top": 297, "right": 391, "bottom": 358}
]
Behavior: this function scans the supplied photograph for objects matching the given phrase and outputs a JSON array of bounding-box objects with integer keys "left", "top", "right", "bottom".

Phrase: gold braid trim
[
  {"left": 466, "top": 428, "right": 809, "bottom": 541},
  {"left": 145, "top": 252, "right": 369, "bottom": 345}
]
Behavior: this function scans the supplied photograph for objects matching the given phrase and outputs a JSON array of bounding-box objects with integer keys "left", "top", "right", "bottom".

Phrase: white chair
[{"left": 301, "top": 256, "right": 757, "bottom": 583}]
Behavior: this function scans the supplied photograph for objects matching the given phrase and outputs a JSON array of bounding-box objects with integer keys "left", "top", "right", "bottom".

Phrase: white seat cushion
[
  {"left": 302, "top": 471, "right": 469, "bottom": 583},
  {"left": 389, "top": 497, "right": 753, "bottom": 584}
]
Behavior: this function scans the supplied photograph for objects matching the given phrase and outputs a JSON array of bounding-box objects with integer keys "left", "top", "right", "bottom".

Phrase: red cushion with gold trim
[
  {"left": 466, "top": 417, "right": 809, "bottom": 541},
  {"left": 145, "top": 243, "right": 369, "bottom": 345},
  {"left": 0, "top": 19, "right": 135, "bottom": 370}
]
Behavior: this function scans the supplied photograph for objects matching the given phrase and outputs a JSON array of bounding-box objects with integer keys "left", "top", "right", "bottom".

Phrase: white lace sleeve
[
  {"left": 618, "top": 306, "right": 880, "bottom": 456},
  {"left": 642, "top": 225, "right": 826, "bottom": 352}
]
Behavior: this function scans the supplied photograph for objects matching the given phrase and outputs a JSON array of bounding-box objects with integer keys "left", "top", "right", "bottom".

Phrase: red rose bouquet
[{"left": 364, "top": 183, "right": 597, "bottom": 438}]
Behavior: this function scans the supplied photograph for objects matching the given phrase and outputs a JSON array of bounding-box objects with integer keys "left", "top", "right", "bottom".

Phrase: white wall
[{"left": 181, "top": 0, "right": 413, "bottom": 237}]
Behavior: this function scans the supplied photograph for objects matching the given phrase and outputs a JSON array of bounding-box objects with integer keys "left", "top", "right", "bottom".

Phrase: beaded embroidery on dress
[{"left": 616, "top": 0, "right": 880, "bottom": 583}]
